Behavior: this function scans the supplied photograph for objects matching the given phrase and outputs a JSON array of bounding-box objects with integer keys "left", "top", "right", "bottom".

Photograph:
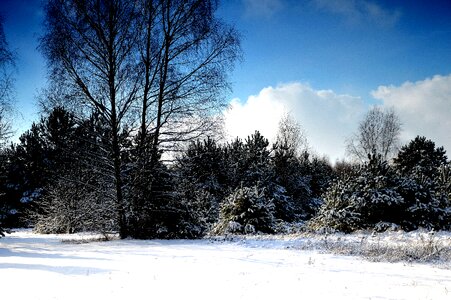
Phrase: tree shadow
[
  {"left": 0, "top": 247, "right": 108, "bottom": 261},
  {"left": 0, "top": 245, "right": 113, "bottom": 275},
  {"left": 0, "top": 262, "right": 112, "bottom": 275}
]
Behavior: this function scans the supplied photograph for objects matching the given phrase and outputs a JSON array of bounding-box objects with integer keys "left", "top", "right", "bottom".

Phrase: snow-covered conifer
[{"left": 214, "top": 185, "right": 275, "bottom": 234}]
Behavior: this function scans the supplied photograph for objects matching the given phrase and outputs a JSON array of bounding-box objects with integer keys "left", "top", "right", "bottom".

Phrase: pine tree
[
  {"left": 394, "top": 136, "right": 450, "bottom": 230},
  {"left": 215, "top": 185, "right": 275, "bottom": 234},
  {"left": 310, "top": 154, "right": 405, "bottom": 232},
  {"left": 272, "top": 143, "right": 310, "bottom": 221},
  {"left": 394, "top": 136, "right": 447, "bottom": 179},
  {"left": 311, "top": 149, "right": 450, "bottom": 232},
  {"left": 174, "top": 138, "right": 227, "bottom": 233}
]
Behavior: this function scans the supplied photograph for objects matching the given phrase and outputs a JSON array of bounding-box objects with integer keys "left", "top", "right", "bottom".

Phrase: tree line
[
  {"left": 0, "top": 1, "right": 450, "bottom": 238},
  {"left": 1, "top": 105, "right": 449, "bottom": 238}
]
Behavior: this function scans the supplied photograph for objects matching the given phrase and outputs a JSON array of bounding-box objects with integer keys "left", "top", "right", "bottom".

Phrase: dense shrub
[
  {"left": 394, "top": 137, "right": 450, "bottom": 230},
  {"left": 34, "top": 174, "right": 117, "bottom": 234},
  {"left": 394, "top": 136, "right": 447, "bottom": 179},
  {"left": 214, "top": 185, "right": 275, "bottom": 234},
  {"left": 310, "top": 154, "right": 404, "bottom": 232},
  {"left": 310, "top": 152, "right": 450, "bottom": 232}
]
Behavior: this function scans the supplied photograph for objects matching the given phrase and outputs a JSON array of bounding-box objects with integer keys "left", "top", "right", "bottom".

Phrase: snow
[{"left": 1, "top": 229, "right": 450, "bottom": 300}]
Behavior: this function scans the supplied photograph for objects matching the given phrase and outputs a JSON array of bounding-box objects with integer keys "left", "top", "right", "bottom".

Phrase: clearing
[{"left": 0, "top": 229, "right": 450, "bottom": 299}]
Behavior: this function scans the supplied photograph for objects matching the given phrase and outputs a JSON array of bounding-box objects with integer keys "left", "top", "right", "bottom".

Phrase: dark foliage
[
  {"left": 214, "top": 185, "right": 275, "bottom": 234},
  {"left": 173, "top": 138, "right": 227, "bottom": 233},
  {"left": 127, "top": 156, "right": 205, "bottom": 239},
  {"left": 311, "top": 143, "right": 450, "bottom": 233},
  {"left": 5, "top": 95, "right": 448, "bottom": 238},
  {"left": 394, "top": 136, "right": 448, "bottom": 179},
  {"left": 310, "top": 154, "right": 404, "bottom": 232}
]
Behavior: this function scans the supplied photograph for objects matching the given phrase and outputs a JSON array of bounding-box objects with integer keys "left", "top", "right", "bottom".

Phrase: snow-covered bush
[
  {"left": 33, "top": 173, "right": 117, "bottom": 234},
  {"left": 310, "top": 154, "right": 404, "bottom": 233},
  {"left": 311, "top": 151, "right": 450, "bottom": 233},
  {"left": 172, "top": 138, "right": 226, "bottom": 235},
  {"left": 394, "top": 136, "right": 447, "bottom": 179},
  {"left": 214, "top": 185, "right": 275, "bottom": 234},
  {"left": 394, "top": 137, "right": 450, "bottom": 230},
  {"left": 397, "top": 175, "right": 449, "bottom": 230}
]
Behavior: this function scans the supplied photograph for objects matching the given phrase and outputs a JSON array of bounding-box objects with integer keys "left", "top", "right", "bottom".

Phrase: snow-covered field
[{"left": 1, "top": 229, "right": 450, "bottom": 300}]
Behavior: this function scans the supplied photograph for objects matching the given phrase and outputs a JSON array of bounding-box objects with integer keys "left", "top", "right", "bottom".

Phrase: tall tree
[
  {"left": 394, "top": 136, "right": 448, "bottom": 179},
  {"left": 346, "top": 107, "right": 401, "bottom": 162},
  {"left": 129, "top": 0, "right": 239, "bottom": 238},
  {"left": 41, "top": 0, "right": 140, "bottom": 237},
  {"left": 0, "top": 15, "right": 15, "bottom": 237},
  {"left": 135, "top": 0, "right": 240, "bottom": 161},
  {"left": 40, "top": 0, "right": 240, "bottom": 238}
]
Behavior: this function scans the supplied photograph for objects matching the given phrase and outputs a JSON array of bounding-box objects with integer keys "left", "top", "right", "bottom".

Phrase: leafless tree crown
[
  {"left": 39, "top": 0, "right": 240, "bottom": 238},
  {"left": 275, "top": 112, "right": 309, "bottom": 157},
  {"left": 346, "top": 106, "right": 401, "bottom": 162},
  {"left": 0, "top": 16, "right": 15, "bottom": 144}
]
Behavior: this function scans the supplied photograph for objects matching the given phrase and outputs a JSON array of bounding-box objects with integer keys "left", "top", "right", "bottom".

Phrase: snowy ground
[{"left": 1, "top": 229, "right": 450, "bottom": 300}]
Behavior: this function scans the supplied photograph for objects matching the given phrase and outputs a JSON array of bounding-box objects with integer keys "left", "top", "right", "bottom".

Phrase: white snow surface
[{"left": 1, "top": 229, "right": 450, "bottom": 300}]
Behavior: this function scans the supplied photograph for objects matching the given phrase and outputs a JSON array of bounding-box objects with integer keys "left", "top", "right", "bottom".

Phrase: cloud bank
[
  {"left": 224, "top": 75, "right": 451, "bottom": 162},
  {"left": 224, "top": 83, "right": 365, "bottom": 162},
  {"left": 373, "top": 74, "right": 451, "bottom": 153}
]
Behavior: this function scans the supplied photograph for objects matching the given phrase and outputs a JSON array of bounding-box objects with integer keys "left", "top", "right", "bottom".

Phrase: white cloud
[
  {"left": 243, "top": 0, "right": 284, "bottom": 18},
  {"left": 225, "top": 75, "right": 451, "bottom": 163},
  {"left": 372, "top": 74, "right": 451, "bottom": 153},
  {"left": 224, "top": 82, "right": 365, "bottom": 162},
  {"left": 312, "top": 0, "right": 400, "bottom": 27}
]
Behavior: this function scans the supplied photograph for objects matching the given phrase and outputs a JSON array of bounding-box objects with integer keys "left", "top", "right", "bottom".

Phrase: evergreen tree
[
  {"left": 272, "top": 143, "right": 310, "bottom": 221},
  {"left": 219, "top": 131, "right": 301, "bottom": 228},
  {"left": 394, "top": 136, "right": 450, "bottom": 230},
  {"left": 214, "top": 185, "right": 275, "bottom": 234},
  {"left": 7, "top": 123, "right": 50, "bottom": 222},
  {"left": 35, "top": 110, "right": 119, "bottom": 234},
  {"left": 174, "top": 138, "right": 227, "bottom": 233},
  {"left": 127, "top": 157, "right": 201, "bottom": 239},
  {"left": 310, "top": 154, "right": 404, "bottom": 232},
  {"left": 241, "top": 131, "right": 273, "bottom": 187},
  {"left": 394, "top": 136, "right": 448, "bottom": 179},
  {"left": 223, "top": 137, "right": 245, "bottom": 190},
  {"left": 2, "top": 107, "right": 118, "bottom": 234},
  {"left": 311, "top": 151, "right": 450, "bottom": 232}
]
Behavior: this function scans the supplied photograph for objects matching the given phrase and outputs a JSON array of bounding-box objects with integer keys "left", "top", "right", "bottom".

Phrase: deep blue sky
[
  {"left": 1, "top": 0, "right": 451, "bottom": 159},
  {"left": 217, "top": 0, "right": 451, "bottom": 100},
  {"left": 1, "top": 0, "right": 45, "bottom": 131}
]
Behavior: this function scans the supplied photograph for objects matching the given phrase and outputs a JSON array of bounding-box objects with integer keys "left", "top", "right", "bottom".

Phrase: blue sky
[
  {"left": 218, "top": 0, "right": 451, "bottom": 98},
  {"left": 1, "top": 0, "right": 45, "bottom": 131},
  {"left": 1, "top": 0, "right": 451, "bottom": 161}
]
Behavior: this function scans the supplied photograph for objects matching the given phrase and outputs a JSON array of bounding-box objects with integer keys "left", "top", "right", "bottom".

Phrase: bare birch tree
[
  {"left": 41, "top": 0, "right": 141, "bottom": 237},
  {"left": 40, "top": 0, "right": 240, "bottom": 238},
  {"left": 346, "top": 106, "right": 401, "bottom": 162},
  {"left": 275, "top": 113, "right": 309, "bottom": 157},
  {"left": 0, "top": 15, "right": 15, "bottom": 145},
  {"left": 135, "top": 0, "right": 240, "bottom": 163}
]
